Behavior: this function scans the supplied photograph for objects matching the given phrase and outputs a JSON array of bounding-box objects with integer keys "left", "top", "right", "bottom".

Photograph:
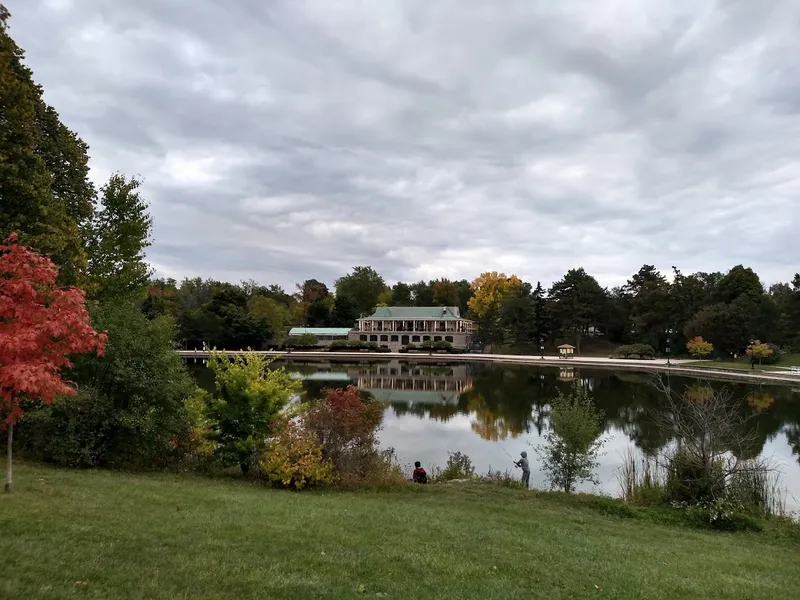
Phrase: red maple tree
[{"left": 1, "top": 233, "right": 107, "bottom": 492}]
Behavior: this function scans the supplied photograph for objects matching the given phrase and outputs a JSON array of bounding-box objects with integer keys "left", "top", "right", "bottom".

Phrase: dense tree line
[{"left": 140, "top": 262, "right": 799, "bottom": 357}]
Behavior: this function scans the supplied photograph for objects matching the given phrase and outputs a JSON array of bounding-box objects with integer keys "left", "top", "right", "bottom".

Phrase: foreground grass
[{"left": 2, "top": 463, "right": 799, "bottom": 600}]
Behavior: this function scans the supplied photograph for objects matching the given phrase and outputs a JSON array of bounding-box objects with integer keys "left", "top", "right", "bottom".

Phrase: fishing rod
[{"left": 500, "top": 444, "right": 517, "bottom": 464}]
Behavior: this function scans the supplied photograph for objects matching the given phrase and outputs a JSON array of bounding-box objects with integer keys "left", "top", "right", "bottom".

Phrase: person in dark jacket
[{"left": 412, "top": 461, "right": 428, "bottom": 484}]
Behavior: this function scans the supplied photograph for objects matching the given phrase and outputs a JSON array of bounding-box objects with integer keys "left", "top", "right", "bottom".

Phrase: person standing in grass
[{"left": 514, "top": 451, "right": 530, "bottom": 488}]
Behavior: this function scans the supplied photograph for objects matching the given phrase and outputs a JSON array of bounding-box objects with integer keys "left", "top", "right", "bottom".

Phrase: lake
[{"left": 192, "top": 358, "right": 800, "bottom": 509}]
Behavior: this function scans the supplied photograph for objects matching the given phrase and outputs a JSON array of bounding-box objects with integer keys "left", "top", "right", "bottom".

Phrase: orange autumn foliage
[{"left": 0, "top": 234, "right": 106, "bottom": 427}]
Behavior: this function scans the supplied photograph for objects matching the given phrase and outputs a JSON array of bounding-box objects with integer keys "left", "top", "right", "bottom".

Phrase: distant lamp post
[
  {"left": 665, "top": 328, "right": 675, "bottom": 367},
  {"left": 540, "top": 343, "right": 545, "bottom": 359}
]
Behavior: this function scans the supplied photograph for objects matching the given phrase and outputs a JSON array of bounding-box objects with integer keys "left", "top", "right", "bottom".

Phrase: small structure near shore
[{"left": 557, "top": 344, "right": 575, "bottom": 359}]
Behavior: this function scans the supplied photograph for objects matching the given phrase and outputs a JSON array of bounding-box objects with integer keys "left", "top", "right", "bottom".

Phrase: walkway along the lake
[{"left": 176, "top": 350, "right": 800, "bottom": 386}]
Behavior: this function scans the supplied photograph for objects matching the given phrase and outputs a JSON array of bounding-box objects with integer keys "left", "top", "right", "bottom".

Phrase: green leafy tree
[
  {"left": 716, "top": 265, "right": 763, "bottom": 304},
  {"left": 622, "top": 265, "right": 671, "bottom": 349},
  {"left": 330, "top": 293, "right": 360, "bottom": 327},
  {"left": 391, "top": 282, "right": 413, "bottom": 306},
  {"left": 296, "top": 279, "right": 328, "bottom": 304},
  {"left": 530, "top": 282, "right": 549, "bottom": 345},
  {"left": 334, "top": 266, "right": 388, "bottom": 316},
  {"left": 548, "top": 268, "right": 607, "bottom": 353},
  {"left": 85, "top": 174, "right": 153, "bottom": 302},
  {"left": 306, "top": 296, "right": 333, "bottom": 327},
  {"left": 500, "top": 281, "right": 536, "bottom": 347},
  {"left": 535, "top": 384, "right": 604, "bottom": 493},
  {"left": 410, "top": 280, "right": 434, "bottom": 306},
  {"left": 204, "top": 351, "right": 300, "bottom": 474},
  {"left": 19, "top": 301, "right": 196, "bottom": 468},
  {"left": 0, "top": 8, "right": 90, "bottom": 281},
  {"left": 432, "top": 278, "right": 460, "bottom": 306},
  {"left": 248, "top": 295, "right": 291, "bottom": 341},
  {"left": 684, "top": 303, "right": 750, "bottom": 356}
]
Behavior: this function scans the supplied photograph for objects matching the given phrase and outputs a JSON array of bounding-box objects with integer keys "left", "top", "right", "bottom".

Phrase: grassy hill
[{"left": 1, "top": 463, "right": 798, "bottom": 600}]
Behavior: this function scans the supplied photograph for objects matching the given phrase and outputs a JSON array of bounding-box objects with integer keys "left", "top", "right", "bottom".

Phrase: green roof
[
  {"left": 363, "top": 306, "right": 464, "bottom": 320},
  {"left": 289, "top": 372, "right": 353, "bottom": 382},
  {"left": 288, "top": 327, "right": 352, "bottom": 336}
]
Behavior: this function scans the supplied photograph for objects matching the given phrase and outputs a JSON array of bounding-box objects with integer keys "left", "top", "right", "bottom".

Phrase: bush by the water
[
  {"left": 303, "top": 385, "right": 386, "bottom": 485},
  {"left": 260, "top": 419, "right": 336, "bottom": 489},
  {"left": 202, "top": 351, "right": 300, "bottom": 475},
  {"left": 436, "top": 451, "right": 476, "bottom": 481},
  {"left": 612, "top": 344, "right": 656, "bottom": 359},
  {"left": 536, "top": 384, "right": 604, "bottom": 493}
]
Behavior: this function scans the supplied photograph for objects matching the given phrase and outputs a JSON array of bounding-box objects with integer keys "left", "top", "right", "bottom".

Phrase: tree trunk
[{"left": 4, "top": 422, "right": 12, "bottom": 494}]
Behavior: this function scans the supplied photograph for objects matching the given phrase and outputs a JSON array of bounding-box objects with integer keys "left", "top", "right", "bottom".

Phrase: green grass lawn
[
  {"left": 1, "top": 463, "right": 798, "bottom": 600},
  {"left": 684, "top": 353, "right": 800, "bottom": 373}
]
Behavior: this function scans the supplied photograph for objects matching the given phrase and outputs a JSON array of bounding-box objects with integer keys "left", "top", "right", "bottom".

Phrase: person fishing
[{"left": 513, "top": 451, "right": 530, "bottom": 488}]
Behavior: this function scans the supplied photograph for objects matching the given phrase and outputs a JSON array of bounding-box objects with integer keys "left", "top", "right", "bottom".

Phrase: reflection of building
[
  {"left": 558, "top": 367, "right": 576, "bottom": 381},
  {"left": 348, "top": 306, "right": 475, "bottom": 351},
  {"left": 356, "top": 361, "right": 472, "bottom": 404},
  {"left": 285, "top": 360, "right": 473, "bottom": 404},
  {"left": 288, "top": 327, "right": 351, "bottom": 345}
]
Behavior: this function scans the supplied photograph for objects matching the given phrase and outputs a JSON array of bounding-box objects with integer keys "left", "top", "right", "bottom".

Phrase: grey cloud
[{"left": 8, "top": 0, "right": 800, "bottom": 290}]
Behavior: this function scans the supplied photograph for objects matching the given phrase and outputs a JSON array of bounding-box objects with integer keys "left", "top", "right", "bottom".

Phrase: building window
[
  {"left": 360, "top": 335, "right": 367, "bottom": 342},
  {"left": 390, "top": 335, "right": 399, "bottom": 342},
  {"left": 380, "top": 335, "right": 388, "bottom": 342},
  {"left": 412, "top": 335, "right": 420, "bottom": 343},
  {"left": 370, "top": 335, "right": 378, "bottom": 342},
  {"left": 434, "top": 336, "right": 442, "bottom": 342},
  {"left": 423, "top": 336, "right": 430, "bottom": 342},
  {"left": 445, "top": 335, "right": 453, "bottom": 343}
]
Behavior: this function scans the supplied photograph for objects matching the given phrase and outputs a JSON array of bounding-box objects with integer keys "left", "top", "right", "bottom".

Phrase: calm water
[{"left": 192, "top": 359, "right": 800, "bottom": 509}]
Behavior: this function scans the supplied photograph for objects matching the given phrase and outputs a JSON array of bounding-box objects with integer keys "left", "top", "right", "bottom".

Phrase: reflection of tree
[
  {"left": 269, "top": 360, "right": 800, "bottom": 466},
  {"left": 467, "top": 393, "right": 522, "bottom": 441},
  {"left": 390, "top": 402, "right": 461, "bottom": 422},
  {"left": 747, "top": 391, "right": 775, "bottom": 414},
  {"left": 686, "top": 385, "right": 714, "bottom": 404}
]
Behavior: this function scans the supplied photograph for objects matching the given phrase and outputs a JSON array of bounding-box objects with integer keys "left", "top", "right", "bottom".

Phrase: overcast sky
[{"left": 10, "top": 0, "right": 800, "bottom": 291}]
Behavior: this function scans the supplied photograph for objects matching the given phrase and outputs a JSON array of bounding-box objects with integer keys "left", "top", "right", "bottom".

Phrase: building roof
[
  {"left": 288, "top": 327, "right": 352, "bottom": 336},
  {"left": 557, "top": 344, "right": 576, "bottom": 349},
  {"left": 362, "top": 306, "right": 465, "bottom": 320},
  {"left": 289, "top": 371, "right": 353, "bottom": 382}
]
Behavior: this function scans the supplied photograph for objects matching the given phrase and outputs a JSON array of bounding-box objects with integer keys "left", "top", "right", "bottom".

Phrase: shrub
[
  {"left": 260, "top": 419, "right": 336, "bottom": 490},
  {"left": 664, "top": 449, "right": 724, "bottom": 505},
  {"left": 328, "top": 340, "right": 390, "bottom": 352},
  {"left": 284, "top": 334, "right": 319, "bottom": 348},
  {"left": 304, "top": 385, "right": 385, "bottom": 484},
  {"left": 182, "top": 388, "right": 217, "bottom": 468},
  {"left": 481, "top": 467, "right": 526, "bottom": 489},
  {"left": 437, "top": 451, "right": 476, "bottom": 481},
  {"left": 204, "top": 350, "right": 301, "bottom": 475},
  {"left": 536, "top": 384, "right": 604, "bottom": 493},
  {"left": 352, "top": 448, "right": 409, "bottom": 490},
  {"left": 612, "top": 344, "right": 656, "bottom": 359}
]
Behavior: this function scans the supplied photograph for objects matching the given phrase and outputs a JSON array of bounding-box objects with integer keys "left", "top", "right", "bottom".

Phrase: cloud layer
[{"left": 10, "top": 0, "right": 800, "bottom": 289}]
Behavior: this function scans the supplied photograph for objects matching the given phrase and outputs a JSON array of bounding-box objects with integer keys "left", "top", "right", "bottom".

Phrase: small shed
[{"left": 557, "top": 344, "right": 575, "bottom": 359}]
